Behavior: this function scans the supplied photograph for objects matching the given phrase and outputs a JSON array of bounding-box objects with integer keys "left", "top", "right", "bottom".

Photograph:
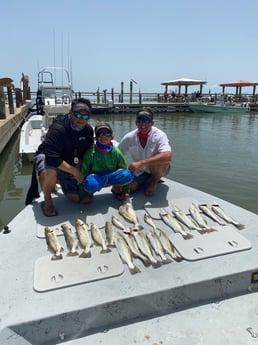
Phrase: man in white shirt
[{"left": 118, "top": 107, "right": 172, "bottom": 196}]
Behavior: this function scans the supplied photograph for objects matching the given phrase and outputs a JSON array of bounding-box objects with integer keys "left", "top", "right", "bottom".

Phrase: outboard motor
[{"left": 36, "top": 89, "right": 45, "bottom": 115}]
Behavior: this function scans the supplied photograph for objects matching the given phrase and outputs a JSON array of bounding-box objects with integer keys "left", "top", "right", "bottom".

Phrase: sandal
[
  {"left": 41, "top": 201, "right": 58, "bottom": 217},
  {"left": 111, "top": 188, "right": 130, "bottom": 201}
]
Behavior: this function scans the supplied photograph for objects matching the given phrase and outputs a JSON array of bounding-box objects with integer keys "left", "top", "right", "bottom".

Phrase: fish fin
[
  {"left": 182, "top": 233, "right": 193, "bottom": 240},
  {"left": 100, "top": 248, "right": 112, "bottom": 254},
  {"left": 51, "top": 254, "right": 63, "bottom": 260},
  {"left": 129, "top": 265, "right": 141, "bottom": 274},
  {"left": 79, "top": 251, "right": 91, "bottom": 258}
]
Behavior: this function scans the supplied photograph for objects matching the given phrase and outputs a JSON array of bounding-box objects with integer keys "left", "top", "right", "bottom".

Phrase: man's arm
[{"left": 128, "top": 151, "right": 172, "bottom": 173}]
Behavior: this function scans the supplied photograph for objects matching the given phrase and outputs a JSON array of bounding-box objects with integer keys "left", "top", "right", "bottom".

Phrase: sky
[{"left": 2, "top": 0, "right": 258, "bottom": 95}]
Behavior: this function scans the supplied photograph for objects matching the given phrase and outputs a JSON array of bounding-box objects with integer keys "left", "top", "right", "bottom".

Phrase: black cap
[
  {"left": 95, "top": 124, "right": 113, "bottom": 136},
  {"left": 72, "top": 102, "right": 91, "bottom": 113},
  {"left": 136, "top": 110, "right": 153, "bottom": 121}
]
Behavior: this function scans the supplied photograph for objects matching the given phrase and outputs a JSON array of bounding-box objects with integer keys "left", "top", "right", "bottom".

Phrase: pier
[{"left": 0, "top": 104, "right": 29, "bottom": 155}]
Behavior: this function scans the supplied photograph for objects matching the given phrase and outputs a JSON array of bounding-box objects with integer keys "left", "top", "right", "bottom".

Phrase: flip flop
[{"left": 40, "top": 201, "right": 58, "bottom": 217}]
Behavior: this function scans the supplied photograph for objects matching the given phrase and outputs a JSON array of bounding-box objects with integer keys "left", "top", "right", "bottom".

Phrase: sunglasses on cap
[
  {"left": 136, "top": 117, "right": 152, "bottom": 123},
  {"left": 73, "top": 112, "right": 90, "bottom": 120},
  {"left": 96, "top": 131, "right": 112, "bottom": 137}
]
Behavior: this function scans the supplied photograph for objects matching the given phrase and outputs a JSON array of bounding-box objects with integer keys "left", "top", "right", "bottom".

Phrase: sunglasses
[
  {"left": 96, "top": 132, "right": 112, "bottom": 137},
  {"left": 74, "top": 112, "right": 90, "bottom": 120},
  {"left": 136, "top": 117, "right": 152, "bottom": 123}
]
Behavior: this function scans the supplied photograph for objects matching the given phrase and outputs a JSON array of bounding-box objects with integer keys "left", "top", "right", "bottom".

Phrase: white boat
[
  {"left": 19, "top": 114, "right": 47, "bottom": 162},
  {"left": 188, "top": 102, "right": 249, "bottom": 113},
  {"left": 1, "top": 176, "right": 258, "bottom": 344},
  {"left": 19, "top": 67, "right": 73, "bottom": 162},
  {"left": 188, "top": 97, "right": 249, "bottom": 113},
  {"left": 36, "top": 66, "right": 73, "bottom": 116}
]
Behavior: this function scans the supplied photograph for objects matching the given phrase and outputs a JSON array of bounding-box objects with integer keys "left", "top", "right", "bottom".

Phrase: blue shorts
[
  {"left": 34, "top": 153, "right": 79, "bottom": 195},
  {"left": 83, "top": 169, "right": 133, "bottom": 194}
]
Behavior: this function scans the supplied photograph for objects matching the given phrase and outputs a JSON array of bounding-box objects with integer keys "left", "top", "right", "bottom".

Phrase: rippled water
[{"left": 1, "top": 111, "right": 258, "bottom": 228}]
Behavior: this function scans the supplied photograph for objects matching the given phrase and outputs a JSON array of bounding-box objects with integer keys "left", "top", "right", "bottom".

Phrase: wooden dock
[
  {"left": 110, "top": 102, "right": 190, "bottom": 113},
  {"left": 0, "top": 104, "right": 30, "bottom": 155}
]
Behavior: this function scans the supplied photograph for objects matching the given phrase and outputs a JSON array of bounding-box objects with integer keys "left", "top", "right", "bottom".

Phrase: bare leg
[
  {"left": 128, "top": 180, "right": 139, "bottom": 193},
  {"left": 38, "top": 169, "right": 58, "bottom": 216},
  {"left": 145, "top": 164, "right": 169, "bottom": 196}
]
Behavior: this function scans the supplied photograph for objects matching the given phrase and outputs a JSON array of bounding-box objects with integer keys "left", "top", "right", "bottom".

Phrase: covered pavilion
[
  {"left": 161, "top": 78, "right": 207, "bottom": 95},
  {"left": 220, "top": 80, "right": 258, "bottom": 96}
]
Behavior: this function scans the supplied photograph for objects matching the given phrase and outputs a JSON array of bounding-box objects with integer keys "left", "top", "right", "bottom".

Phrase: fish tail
[
  {"left": 206, "top": 227, "right": 218, "bottom": 233},
  {"left": 152, "top": 260, "right": 162, "bottom": 268},
  {"left": 107, "top": 244, "right": 116, "bottom": 248},
  {"left": 235, "top": 223, "right": 245, "bottom": 230},
  {"left": 182, "top": 232, "right": 194, "bottom": 240},
  {"left": 140, "top": 257, "right": 151, "bottom": 267},
  {"left": 129, "top": 265, "right": 141, "bottom": 274},
  {"left": 79, "top": 251, "right": 91, "bottom": 258},
  {"left": 162, "top": 257, "right": 172, "bottom": 264},
  {"left": 67, "top": 251, "right": 79, "bottom": 257},
  {"left": 51, "top": 254, "right": 63, "bottom": 260},
  {"left": 100, "top": 248, "right": 112, "bottom": 254}
]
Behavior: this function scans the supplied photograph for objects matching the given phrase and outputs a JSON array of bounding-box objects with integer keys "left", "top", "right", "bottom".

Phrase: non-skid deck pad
[
  {"left": 144, "top": 197, "right": 199, "bottom": 219},
  {"left": 169, "top": 225, "right": 252, "bottom": 261},
  {"left": 34, "top": 247, "right": 124, "bottom": 292}
]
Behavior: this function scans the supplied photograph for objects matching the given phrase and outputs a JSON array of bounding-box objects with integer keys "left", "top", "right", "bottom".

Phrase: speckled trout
[
  {"left": 159, "top": 208, "right": 193, "bottom": 240},
  {"left": 111, "top": 215, "right": 127, "bottom": 231},
  {"left": 61, "top": 223, "right": 78, "bottom": 256},
  {"left": 90, "top": 223, "right": 111, "bottom": 254},
  {"left": 119, "top": 202, "right": 142, "bottom": 229},
  {"left": 146, "top": 230, "right": 172, "bottom": 264},
  {"left": 132, "top": 229, "right": 161, "bottom": 268},
  {"left": 105, "top": 221, "right": 116, "bottom": 248},
  {"left": 199, "top": 204, "right": 226, "bottom": 226},
  {"left": 189, "top": 203, "right": 217, "bottom": 233},
  {"left": 114, "top": 232, "right": 141, "bottom": 274},
  {"left": 172, "top": 205, "right": 203, "bottom": 231},
  {"left": 155, "top": 228, "right": 181, "bottom": 261},
  {"left": 75, "top": 219, "right": 92, "bottom": 258},
  {"left": 45, "top": 227, "right": 63, "bottom": 260},
  {"left": 122, "top": 230, "right": 151, "bottom": 267},
  {"left": 211, "top": 203, "right": 245, "bottom": 230}
]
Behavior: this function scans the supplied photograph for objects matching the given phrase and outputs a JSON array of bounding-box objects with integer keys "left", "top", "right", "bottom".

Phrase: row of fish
[
  {"left": 44, "top": 200, "right": 245, "bottom": 276},
  {"left": 45, "top": 212, "right": 180, "bottom": 275},
  {"left": 116, "top": 201, "right": 244, "bottom": 241},
  {"left": 160, "top": 203, "right": 245, "bottom": 240},
  {"left": 45, "top": 219, "right": 112, "bottom": 261}
]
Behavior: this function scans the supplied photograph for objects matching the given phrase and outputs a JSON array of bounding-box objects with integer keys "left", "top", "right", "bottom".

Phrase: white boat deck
[{"left": 1, "top": 178, "right": 258, "bottom": 344}]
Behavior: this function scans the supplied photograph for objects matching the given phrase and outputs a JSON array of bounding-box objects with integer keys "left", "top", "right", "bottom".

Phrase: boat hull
[
  {"left": 1, "top": 177, "right": 258, "bottom": 344},
  {"left": 189, "top": 103, "right": 248, "bottom": 113},
  {"left": 19, "top": 114, "right": 45, "bottom": 162}
]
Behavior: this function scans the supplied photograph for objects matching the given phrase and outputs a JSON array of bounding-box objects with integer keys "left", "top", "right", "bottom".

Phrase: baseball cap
[
  {"left": 136, "top": 110, "right": 153, "bottom": 121},
  {"left": 95, "top": 124, "right": 113, "bottom": 136},
  {"left": 72, "top": 102, "right": 91, "bottom": 113}
]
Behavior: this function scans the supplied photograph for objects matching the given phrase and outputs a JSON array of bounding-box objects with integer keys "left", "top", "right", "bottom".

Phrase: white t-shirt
[{"left": 118, "top": 126, "right": 172, "bottom": 176}]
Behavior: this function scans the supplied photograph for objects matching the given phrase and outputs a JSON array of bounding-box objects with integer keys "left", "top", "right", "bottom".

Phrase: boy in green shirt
[{"left": 80, "top": 121, "right": 132, "bottom": 202}]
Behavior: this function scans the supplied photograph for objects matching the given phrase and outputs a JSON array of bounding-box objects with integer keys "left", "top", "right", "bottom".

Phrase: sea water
[{"left": 1, "top": 111, "right": 258, "bottom": 228}]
